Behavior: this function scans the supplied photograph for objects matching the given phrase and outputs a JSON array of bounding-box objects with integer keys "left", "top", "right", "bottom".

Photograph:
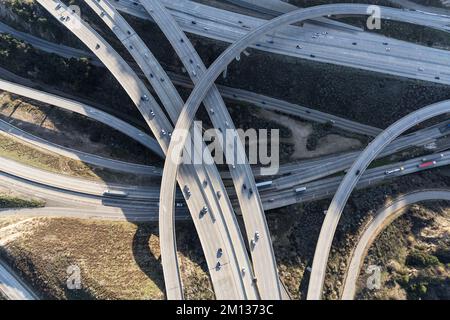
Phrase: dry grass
[
  {"left": 0, "top": 217, "right": 214, "bottom": 300},
  {"left": 0, "top": 134, "right": 103, "bottom": 180}
]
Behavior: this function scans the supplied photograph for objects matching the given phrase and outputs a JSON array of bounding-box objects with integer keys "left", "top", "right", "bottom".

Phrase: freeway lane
[
  {"left": 0, "top": 155, "right": 165, "bottom": 201},
  {"left": 0, "top": 118, "right": 162, "bottom": 177},
  {"left": 5, "top": 75, "right": 444, "bottom": 185},
  {"left": 160, "top": 1, "right": 450, "bottom": 208},
  {"left": 0, "top": 207, "right": 190, "bottom": 222},
  {"left": 159, "top": 1, "right": 450, "bottom": 190},
  {"left": 0, "top": 21, "right": 100, "bottom": 65},
  {"left": 114, "top": 0, "right": 450, "bottom": 85},
  {"left": 3, "top": 1, "right": 450, "bottom": 300},
  {"left": 0, "top": 152, "right": 450, "bottom": 214},
  {"left": 142, "top": 0, "right": 281, "bottom": 299},
  {"left": 272, "top": 122, "right": 448, "bottom": 188},
  {"left": 259, "top": 152, "right": 450, "bottom": 210},
  {"left": 164, "top": 2, "right": 450, "bottom": 170},
  {"left": 0, "top": 78, "right": 368, "bottom": 180},
  {"left": 0, "top": 77, "right": 386, "bottom": 183},
  {"left": 0, "top": 156, "right": 446, "bottom": 300},
  {"left": 308, "top": 101, "right": 450, "bottom": 300},
  {"left": 341, "top": 189, "right": 450, "bottom": 300},
  {"left": 1, "top": 149, "right": 447, "bottom": 215},
  {"left": 169, "top": 73, "right": 382, "bottom": 137}
]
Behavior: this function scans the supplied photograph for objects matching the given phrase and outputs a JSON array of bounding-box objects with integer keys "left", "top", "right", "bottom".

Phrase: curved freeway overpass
[
  {"left": 0, "top": 21, "right": 383, "bottom": 138},
  {"left": 272, "top": 122, "right": 448, "bottom": 188},
  {"left": 307, "top": 101, "right": 450, "bottom": 300},
  {"left": 341, "top": 190, "right": 450, "bottom": 300},
  {"left": 1, "top": 160, "right": 447, "bottom": 299},
  {"left": 0, "top": 21, "right": 382, "bottom": 139},
  {"left": 158, "top": 4, "right": 449, "bottom": 299},
  {"left": 2, "top": 0, "right": 446, "bottom": 300},
  {"left": 4, "top": 75, "right": 444, "bottom": 186},
  {"left": 160, "top": 1, "right": 450, "bottom": 204},
  {"left": 388, "top": 0, "right": 450, "bottom": 16},
  {"left": 84, "top": 0, "right": 259, "bottom": 299},
  {"left": 1, "top": 148, "right": 448, "bottom": 216}
]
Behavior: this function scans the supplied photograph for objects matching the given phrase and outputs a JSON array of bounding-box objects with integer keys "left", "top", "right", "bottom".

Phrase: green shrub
[
  {"left": 0, "top": 195, "right": 44, "bottom": 209},
  {"left": 406, "top": 250, "right": 440, "bottom": 268},
  {"left": 434, "top": 247, "right": 450, "bottom": 264}
]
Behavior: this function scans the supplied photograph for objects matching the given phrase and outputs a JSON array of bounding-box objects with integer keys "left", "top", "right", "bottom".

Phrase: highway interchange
[
  {"left": 156, "top": 4, "right": 450, "bottom": 301},
  {"left": 0, "top": 0, "right": 448, "bottom": 301}
]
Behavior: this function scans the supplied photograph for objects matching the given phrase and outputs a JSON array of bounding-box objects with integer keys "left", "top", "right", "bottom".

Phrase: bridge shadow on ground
[{"left": 131, "top": 216, "right": 213, "bottom": 300}]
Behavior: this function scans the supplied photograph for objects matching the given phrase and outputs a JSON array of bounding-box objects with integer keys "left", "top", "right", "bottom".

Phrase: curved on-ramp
[
  {"left": 341, "top": 189, "right": 450, "bottom": 300},
  {"left": 0, "top": 17, "right": 382, "bottom": 138},
  {"left": 307, "top": 101, "right": 450, "bottom": 300},
  {"left": 84, "top": 0, "right": 257, "bottom": 300}
]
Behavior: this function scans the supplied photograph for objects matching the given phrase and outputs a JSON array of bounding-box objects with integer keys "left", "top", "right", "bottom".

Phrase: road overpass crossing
[
  {"left": 141, "top": 0, "right": 281, "bottom": 299},
  {"left": 308, "top": 101, "right": 450, "bottom": 300},
  {"left": 0, "top": 1, "right": 448, "bottom": 300},
  {"left": 113, "top": 0, "right": 450, "bottom": 85},
  {"left": 45, "top": 0, "right": 258, "bottom": 300}
]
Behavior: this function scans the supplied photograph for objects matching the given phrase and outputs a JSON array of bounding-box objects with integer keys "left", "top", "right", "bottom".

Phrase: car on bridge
[
  {"left": 418, "top": 161, "right": 437, "bottom": 169},
  {"left": 385, "top": 167, "right": 405, "bottom": 175},
  {"left": 103, "top": 190, "right": 128, "bottom": 198}
]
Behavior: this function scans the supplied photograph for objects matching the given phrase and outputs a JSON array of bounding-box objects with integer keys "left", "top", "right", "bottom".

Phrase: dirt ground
[{"left": 259, "top": 109, "right": 362, "bottom": 159}]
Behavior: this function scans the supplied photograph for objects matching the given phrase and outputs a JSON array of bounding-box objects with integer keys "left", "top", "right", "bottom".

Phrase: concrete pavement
[{"left": 0, "top": 260, "right": 38, "bottom": 300}]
